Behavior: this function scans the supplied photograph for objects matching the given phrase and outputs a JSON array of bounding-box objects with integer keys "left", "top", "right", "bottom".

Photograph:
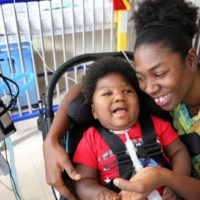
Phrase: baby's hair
[
  {"left": 133, "top": 0, "right": 198, "bottom": 60},
  {"left": 83, "top": 56, "right": 142, "bottom": 105}
]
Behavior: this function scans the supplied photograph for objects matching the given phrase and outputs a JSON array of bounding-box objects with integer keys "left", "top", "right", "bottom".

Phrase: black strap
[
  {"left": 138, "top": 115, "right": 171, "bottom": 169},
  {"left": 180, "top": 133, "right": 200, "bottom": 179},
  {"left": 180, "top": 132, "right": 200, "bottom": 156},
  {"left": 94, "top": 115, "right": 171, "bottom": 192},
  {"left": 95, "top": 124, "right": 134, "bottom": 192}
]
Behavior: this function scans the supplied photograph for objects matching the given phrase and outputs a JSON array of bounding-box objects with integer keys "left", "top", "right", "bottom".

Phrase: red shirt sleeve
[
  {"left": 73, "top": 127, "right": 98, "bottom": 169},
  {"left": 151, "top": 116, "right": 179, "bottom": 147}
]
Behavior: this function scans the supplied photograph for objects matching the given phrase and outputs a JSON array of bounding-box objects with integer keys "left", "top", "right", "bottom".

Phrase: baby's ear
[{"left": 91, "top": 105, "right": 98, "bottom": 119}]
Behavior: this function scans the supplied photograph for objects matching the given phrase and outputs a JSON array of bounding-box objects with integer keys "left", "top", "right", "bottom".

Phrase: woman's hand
[
  {"left": 43, "top": 136, "right": 81, "bottom": 200},
  {"left": 114, "top": 167, "right": 166, "bottom": 200}
]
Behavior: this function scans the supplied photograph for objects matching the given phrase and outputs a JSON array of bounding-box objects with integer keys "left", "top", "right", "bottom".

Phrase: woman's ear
[
  {"left": 91, "top": 105, "right": 98, "bottom": 119},
  {"left": 187, "top": 48, "right": 198, "bottom": 71}
]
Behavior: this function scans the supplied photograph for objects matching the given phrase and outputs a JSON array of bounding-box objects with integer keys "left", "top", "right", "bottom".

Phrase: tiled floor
[{"left": 0, "top": 118, "right": 55, "bottom": 200}]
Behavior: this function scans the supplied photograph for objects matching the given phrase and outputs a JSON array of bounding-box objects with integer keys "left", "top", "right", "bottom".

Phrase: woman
[
  {"left": 132, "top": 0, "right": 200, "bottom": 178},
  {"left": 43, "top": 0, "right": 200, "bottom": 199}
]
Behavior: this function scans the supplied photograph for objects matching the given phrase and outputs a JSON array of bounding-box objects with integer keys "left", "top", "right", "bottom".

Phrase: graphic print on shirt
[{"left": 98, "top": 138, "right": 160, "bottom": 185}]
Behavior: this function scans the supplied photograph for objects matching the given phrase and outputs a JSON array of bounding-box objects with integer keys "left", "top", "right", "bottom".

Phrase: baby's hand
[
  {"left": 162, "top": 187, "right": 182, "bottom": 200},
  {"left": 120, "top": 190, "right": 136, "bottom": 200},
  {"left": 95, "top": 190, "right": 121, "bottom": 200}
]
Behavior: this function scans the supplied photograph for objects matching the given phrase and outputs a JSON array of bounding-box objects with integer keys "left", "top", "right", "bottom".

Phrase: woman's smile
[{"left": 154, "top": 92, "right": 173, "bottom": 107}]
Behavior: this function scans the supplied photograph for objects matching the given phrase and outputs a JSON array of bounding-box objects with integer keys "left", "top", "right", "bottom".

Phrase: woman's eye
[
  {"left": 155, "top": 71, "right": 167, "bottom": 78},
  {"left": 136, "top": 75, "right": 144, "bottom": 81}
]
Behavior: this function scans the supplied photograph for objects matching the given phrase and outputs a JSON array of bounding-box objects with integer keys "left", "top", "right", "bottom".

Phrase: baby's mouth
[{"left": 113, "top": 107, "right": 127, "bottom": 114}]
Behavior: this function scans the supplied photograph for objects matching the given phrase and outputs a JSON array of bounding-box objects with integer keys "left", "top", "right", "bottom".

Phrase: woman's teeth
[{"left": 155, "top": 93, "right": 170, "bottom": 103}]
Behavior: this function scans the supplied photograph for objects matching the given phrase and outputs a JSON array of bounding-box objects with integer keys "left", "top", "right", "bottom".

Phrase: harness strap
[
  {"left": 138, "top": 115, "right": 171, "bottom": 169},
  {"left": 95, "top": 124, "right": 134, "bottom": 192},
  {"left": 94, "top": 115, "right": 171, "bottom": 192},
  {"left": 180, "top": 132, "right": 200, "bottom": 156}
]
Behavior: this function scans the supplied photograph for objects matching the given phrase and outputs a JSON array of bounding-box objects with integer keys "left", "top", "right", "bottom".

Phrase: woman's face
[{"left": 134, "top": 44, "right": 196, "bottom": 111}]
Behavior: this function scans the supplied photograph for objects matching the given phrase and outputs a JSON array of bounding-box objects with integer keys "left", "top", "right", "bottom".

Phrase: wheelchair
[
  {"left": 38, "top": 51, "right": 199, "bottom": 200},
  {"left": 38, "top": 51, "right": 138, "bottom": 200}
]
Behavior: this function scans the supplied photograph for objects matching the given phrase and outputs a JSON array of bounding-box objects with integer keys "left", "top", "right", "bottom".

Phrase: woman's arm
[
  {"left": 164, "top": 138, "right": 191, "bottom": 175},
  {"left": 43, "top": 83, "right": 82, "bottom": 199},
  {"left": 114, "top": 167, "right": 200, "bottom": 200},
  {"left": 75, "top": 164, "right": 121, "bottom": 200},
  {"left": 163, "top": 138, "right": 191, "bottom": 199}
]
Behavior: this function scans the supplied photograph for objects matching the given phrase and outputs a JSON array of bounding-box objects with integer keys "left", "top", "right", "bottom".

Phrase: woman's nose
[{"left": 144, "top": 80, "right": 160, "bottom": 96}]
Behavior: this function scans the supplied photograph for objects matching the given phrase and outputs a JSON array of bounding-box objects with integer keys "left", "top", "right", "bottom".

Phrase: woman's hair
[
  {"left": 83, "top": 56, "right": 143, "bottom": 105},
  {"left": 133, "top": 0, "right": 198, "bottom": 60}
]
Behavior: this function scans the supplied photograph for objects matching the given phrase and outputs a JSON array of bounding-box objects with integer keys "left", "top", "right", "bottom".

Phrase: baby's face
[{"left": 92, "top": 73, "right": 139, "bottom": 131}]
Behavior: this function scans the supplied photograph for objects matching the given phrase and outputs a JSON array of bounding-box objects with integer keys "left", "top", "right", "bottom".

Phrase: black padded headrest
[{"left": 67, "top": 94, "right": 95, "bottom": 125}]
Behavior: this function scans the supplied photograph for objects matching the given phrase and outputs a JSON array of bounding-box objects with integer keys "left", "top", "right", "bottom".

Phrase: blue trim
[
  {"left": 12, "top": 105, "right": 58, "bottom": 122},
  {"left": 0, "top": 0, "right": 45, "bottom": 4}
]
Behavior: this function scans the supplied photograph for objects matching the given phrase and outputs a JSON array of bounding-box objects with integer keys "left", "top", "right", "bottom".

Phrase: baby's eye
[
  {"left": 123, "top": 89, "right": 133, "bottom": 94},
  {"left": 102, "top": 91, "right": 112, "bottom": 96}
]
